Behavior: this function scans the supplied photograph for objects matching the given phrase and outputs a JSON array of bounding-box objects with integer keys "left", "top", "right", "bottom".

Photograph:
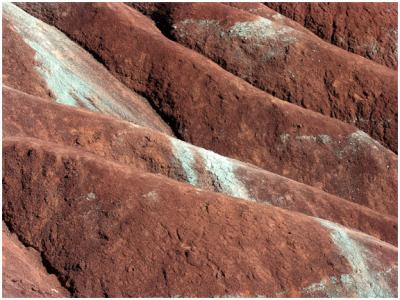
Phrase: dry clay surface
[
  {"left": 3, "top": 86, "right": 397, "bottom": 246},
  {"left": 3, "top": 137, "right": 398, "bottom": 297},
  {"left": 2, "top": 226, "right": 69, "bottom": 297},
  {"left": 2, "top": 19, "right": 51, "bottom": 99},
  {"left": 2, "top": 2, "right": 398, "bottom": 298},
  {"left": 2, "top": 3, "right": 173, "bottom": 135},
  {"left": 14, "top": 2, "right": 398, "bottom": 216},
  {"left": 265, "top": 2, "right": 398, "bottom": 69},
  {"left": 132, "top": 2, "right": 397, "bottom": 153}
]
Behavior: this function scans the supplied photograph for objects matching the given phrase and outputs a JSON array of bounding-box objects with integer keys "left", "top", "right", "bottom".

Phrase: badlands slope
[
  {"left": 265, "top": 2, "right": 398, "bottom": 69},
  {"left": 2, "top": 2, "right": 398, "bottom": 298},
  {"left": 132, "top": 2, "right": 398, "bottom": 153}
]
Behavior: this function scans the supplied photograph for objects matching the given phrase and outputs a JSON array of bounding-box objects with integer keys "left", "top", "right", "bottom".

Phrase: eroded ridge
[
  {"left": 134, "top": 2, "right": 397, "bottom": 153},
  {"left": 3, "top": 2, "right": 173, "bottom": 135},
  {"left": 265, "top": 2, "right": 398, "bottom": 69},
  {"left": 171, "top": 138, "right": 253, "bottom": 201},
  {"left": 3, "top": 87, "right": 397, "bottom": 245},
  {"left": 302, "top": 219, "right": 397, "bottom": 297},
  {"left": 14, "top": 2, "right": 398, "bottom": 215},
  {"left": 2, "top": 3, "right": 398, "bottom": 297},
  {"left": 2, "top": 137, "right": 397, "bottom": 297}
]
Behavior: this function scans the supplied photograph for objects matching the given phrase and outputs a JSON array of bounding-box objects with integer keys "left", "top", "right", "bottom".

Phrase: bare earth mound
[
  {"left": 131, "top": 2, "right": 397, "bottom": 153},
  {"left": 3, "top": 137, "right": 397, "bottom": 297},
  {"left": 2, "top": 2, "right": 398, "bottom": 298},
  {"left": 3, "top": 86, "right": 397, "bottom": 246},
  {"left": 265, "top": 2, "right": 398, "bottom": 69},
  {"left": 13, "top": 3, "right": 398, "bottom": 216},
  {"left": 2, "top": 3, "right": 173, "bottom": 135}
]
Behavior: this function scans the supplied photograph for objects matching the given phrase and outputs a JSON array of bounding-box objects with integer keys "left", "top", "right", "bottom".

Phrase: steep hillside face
[
  {"left": 3, "top": 86, "right": 397, "bottom": 245},
  {"left": 131, "top": 2, "right": 397, "bottom": 153},
  {"left": 3, "top": 137, "right": 397, "bottom": 297},
  {"left": 265, "top": 2, "right": 398, "bottom": 69},
  {"left": 2, "top": 2, "right": 398, "bottom": 298},
  {"left": 2, "top": 3, "right": 173, "bottom": 135},
  {"left": 15, "top": 3, "right": 398, "bottom": 215}
]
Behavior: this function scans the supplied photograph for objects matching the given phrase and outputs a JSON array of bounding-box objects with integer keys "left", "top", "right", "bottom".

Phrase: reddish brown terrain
[
  {"left": 2, "top": 2, "right": 398, "bottom": 298},
  {"left": 3, "top": 86, "right": 397, "bottom": 246},
  {"left": 13, "top": 3, "right": 398, "bottom": 216},
  {"left": 130, "top": 2, "right": 397, "bottom": 153},
  {"left": 265, "top": 2, "right": 398, "bottom": 69},
  {"left": 3, "top": 137, "right": 398, "bottom": 297},
  {"left": 2, "top": 4, "right": 173, "bottom": 135},
  {"left": 2, "top": 20, "right": 51, "bottom": 99},
  {"left": 2, "top": 225, "right": 69, "bottom": 297}
]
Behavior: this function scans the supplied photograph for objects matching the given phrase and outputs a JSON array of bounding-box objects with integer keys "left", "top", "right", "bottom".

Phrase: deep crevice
[
  {"left": 2, "top": 221, "right": 74, "bottom": 297},
  {"left": 127, "top": 3, "right": 177, "bottom": 41},
  {"left": 134, "top": 89, "right": 185, "bottom": 141},
  {"left": 63, "top": 12, "right": 184, "bottom": 141}
]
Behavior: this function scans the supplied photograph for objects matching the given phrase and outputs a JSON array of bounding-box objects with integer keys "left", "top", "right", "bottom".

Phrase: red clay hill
[
  {"left": 2, "top": 2, "right": 398, "bottom": 297},
  {"left": 265, "top": 2, "right": 398, "bottom": 69}
]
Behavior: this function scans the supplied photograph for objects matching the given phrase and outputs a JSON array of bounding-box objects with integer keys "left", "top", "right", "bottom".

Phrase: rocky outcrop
[
  {"left": 2, "top": 3, "right": 173, "bottom": 135},
  {"left": 3, "top": 86, "right": 397, "bottom": 245},
  {"left": 2, "top": 225, "right": 69, "bottom": 297},
  {"left": 13, "top": 3, "right": 398, "bottom": 215},
  {"left": 131, "top": 2, "right": 397, "bottom": 153},
  {"left": 3, "top": 137, "right": 397, "bottom": 297},
  {"left": 265, "top": 2, "right": 398, "bottom": 69}
]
